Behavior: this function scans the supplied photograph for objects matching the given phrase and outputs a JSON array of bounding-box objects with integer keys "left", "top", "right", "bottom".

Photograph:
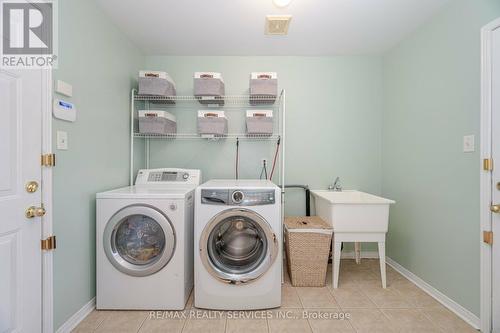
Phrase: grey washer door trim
[
  {"left": 199, "top": 208, "right": 279, "bottom": 284},
  {"left": 103, "top": 204, "right": 175, "bottom": 277}
]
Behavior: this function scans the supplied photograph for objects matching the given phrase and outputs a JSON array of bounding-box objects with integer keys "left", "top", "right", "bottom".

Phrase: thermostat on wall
[{"left": 53, "top": 99, "right": 77, "bottom": 122}]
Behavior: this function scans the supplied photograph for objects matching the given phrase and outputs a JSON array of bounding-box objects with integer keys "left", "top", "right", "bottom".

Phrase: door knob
[
  {"left": 491, "top": 204, "right": 500, "bottom": 214},
  {"left": 25, "top": 181, "right": 39, "bottom": 193},
  {"left": 26, "top": 206, "right": 46, "bottom": 219}
]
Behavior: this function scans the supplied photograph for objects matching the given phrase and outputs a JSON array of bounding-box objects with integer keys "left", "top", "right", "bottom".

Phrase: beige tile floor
[{"left": 73, "top": 260, "right": 477, "bottom": 333}]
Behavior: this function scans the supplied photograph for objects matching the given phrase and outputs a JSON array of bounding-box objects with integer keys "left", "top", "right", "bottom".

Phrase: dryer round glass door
[
  {"left": 103, "top": 205, "right": 175, "bottom": 277},
  {"left": 199, "top": 208, "right": 279, "bottom": 284}
]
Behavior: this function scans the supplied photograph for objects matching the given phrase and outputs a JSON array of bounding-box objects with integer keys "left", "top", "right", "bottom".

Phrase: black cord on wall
[
  {"left": 279, "top": 184, "right": 311, "bottom": 216},
  {"left": 235, "top": 138, "right": 240, "bottom": 179}
]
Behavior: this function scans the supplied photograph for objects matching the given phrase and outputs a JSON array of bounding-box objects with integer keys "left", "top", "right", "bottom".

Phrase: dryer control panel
[
  {"left": 201, "top": 189, "right": 275, "bottom": 206},
  {"left": 135, "top": 168, "right": 201, "bottom": 185}
]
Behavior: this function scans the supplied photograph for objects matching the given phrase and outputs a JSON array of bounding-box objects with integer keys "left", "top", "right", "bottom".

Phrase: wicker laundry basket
[{"left": 284, "top": 216, "right": 333, "bottom": 287}]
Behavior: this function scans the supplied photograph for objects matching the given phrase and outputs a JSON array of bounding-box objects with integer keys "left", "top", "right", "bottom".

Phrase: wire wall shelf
[
  {"left": 129, "top": 88, "right": 286, "bottom": 189},
  {"left": 134, "top": 93, "right": 279, "bottom": 107},
  {"left": 133, "top": 133, "right": 281, "bottom": 141}
]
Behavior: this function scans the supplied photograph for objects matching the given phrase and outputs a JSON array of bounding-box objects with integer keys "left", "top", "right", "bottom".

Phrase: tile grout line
[
  {"left": 223, "top": 315, "right": 227, "bottom": 333},
  {"left": 294, "top": 284, "right": 306, "bottom": 309},
  {"left": 181, "top": 292, "right": 193, "bottom": 333},
  {"left": 333, "top": 260, "right": 404, "bottom": 332},
  {"left": 304, "top": 310, "right": 314, "bottom": 333},
  {"left": 135, "top": 313, "right": 149, "bottom": 333},
  {"left": 378, "top": 307, "right": 446, "bottom": 333},
  {"left": 353, "top": 274, "right": 419, "bottom": 311},
  {"left": 419, "top": 308, "right": 450, "bottom": 333},
  {"left": 180, "top": 317, "right": 188, "bottom": 333},
  {"left": 91, "top": 312, "right": 109, "bottom": 333},
  {"left": 362, "top": 267, "right": 449, "bottom": 311},
  {"left": 377, "top": 307, "right": 398, "bottom": 333},
  {"left": 332, "top": 289, "right": 361, "bottom": 333},
  {"left": 282, "top": 282, "right": 312, "bottom": 332}
]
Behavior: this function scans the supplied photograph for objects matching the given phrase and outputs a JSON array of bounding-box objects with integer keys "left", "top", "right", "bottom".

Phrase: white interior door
[
  {"left": 492, "top": 26, "right": 500, "bottom": 333},
  {"left": 0, "top": 68, "right": 43, "bottom": 332}
]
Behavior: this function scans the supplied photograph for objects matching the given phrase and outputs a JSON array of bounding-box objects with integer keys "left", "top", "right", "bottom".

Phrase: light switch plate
[
  {"left": 463, "top": 135, "right": 475, "bottom": 153},
  {"left": 56, "top": 131, "right": 68, "bottom": 150}
]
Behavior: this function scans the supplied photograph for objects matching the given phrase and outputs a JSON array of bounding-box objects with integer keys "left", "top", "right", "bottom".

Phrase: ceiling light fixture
[{"left": 273, "top": 0, "right": 292, "bottom": 8}]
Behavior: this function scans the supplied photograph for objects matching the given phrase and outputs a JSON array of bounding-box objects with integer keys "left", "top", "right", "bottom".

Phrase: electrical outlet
[
  {"left": 463, "top": 135, "right": 475, "bottom": 153},
  {"left": 57, "top": 131, "right": 68, "bottom": 150}
]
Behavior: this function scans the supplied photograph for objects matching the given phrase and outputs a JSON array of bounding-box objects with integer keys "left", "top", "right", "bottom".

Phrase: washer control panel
[
  {"left": 135, "top": 168, "right": 201, "bottom": 185},
  {"left": 201, "top": 189, "right": 275, "bottom": 206}
]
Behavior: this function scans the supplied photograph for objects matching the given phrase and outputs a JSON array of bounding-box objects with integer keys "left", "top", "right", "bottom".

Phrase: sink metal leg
[
  {"left": 333, "top": 241, "right": 342, "bottom": 288},
  {"left": 378, "top": 242, "right": 386, "bottom": 288},
  {"left": 354, "top": 242, "right": 361, "bottom": 264}
]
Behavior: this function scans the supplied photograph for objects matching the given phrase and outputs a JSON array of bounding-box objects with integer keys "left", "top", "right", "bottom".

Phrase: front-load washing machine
[
  {"left": 194, "top": 179, "right": 282, "bottom": 310},
  {"left": 96, "top": 168, "right": 201, "bottom": 310}
]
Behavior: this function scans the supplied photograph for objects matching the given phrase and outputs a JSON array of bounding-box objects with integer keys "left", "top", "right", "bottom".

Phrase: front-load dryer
[
  {"left": 194, "top": 179, "right": 282, "bottom": 310},
  {"left": 96, "top": 168, "right": 201, "bottom": 310}
]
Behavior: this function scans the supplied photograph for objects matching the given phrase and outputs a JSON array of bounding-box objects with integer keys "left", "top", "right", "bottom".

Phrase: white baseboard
[
  {"left": 385, "top": 257, "right": 480, "bottom": 330},
  {"left": 341, "top": 250, "right": 380, "bottom": 259},
  {"left": 56, "top": 297, "right": 95, "bottom": 333}
]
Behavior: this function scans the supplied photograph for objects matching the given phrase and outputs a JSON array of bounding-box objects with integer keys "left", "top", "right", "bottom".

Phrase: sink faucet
[{"left": 328, "top": 177, "right": 342, "bottom": 191}]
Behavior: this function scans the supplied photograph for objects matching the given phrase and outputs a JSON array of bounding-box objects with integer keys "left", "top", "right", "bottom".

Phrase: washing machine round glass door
[
  {"left": 200, "top": 208, "right": 279, "bottom": 284},
  {"left": 103, "top": 205, "right": 175, "bottom": 277}
]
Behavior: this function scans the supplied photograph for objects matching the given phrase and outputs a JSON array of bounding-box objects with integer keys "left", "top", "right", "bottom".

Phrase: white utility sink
[
  {"left": 311, "top": 190, "right": 395, "bottom": 233},
  {"left": 311, "top": 190, "right": 395, "bottom": 289}
]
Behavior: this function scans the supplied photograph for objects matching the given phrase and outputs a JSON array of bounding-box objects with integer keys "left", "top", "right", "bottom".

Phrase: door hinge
[
  {"left": 41, "top": 153, "right": 56, "bottom": 167},
  {"left": 483, "top": 158, "right": 493, "bottom": 171},
  {"left": 483, "top": 231, "right": 493, "bottom": 245},
  {"left": 41, "top": 235, "right": 56, "bottom": 251}
]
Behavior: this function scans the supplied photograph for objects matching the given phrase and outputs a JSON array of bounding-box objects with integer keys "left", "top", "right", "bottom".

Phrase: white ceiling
[{"left": 95, "top": 0, "right": 452, "bottom": 55}]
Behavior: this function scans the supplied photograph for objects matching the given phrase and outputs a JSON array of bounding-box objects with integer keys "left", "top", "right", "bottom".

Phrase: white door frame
[
  {"left": 480, "top": 17, "right": 500, "bottom": 333},
  {"left": 41, "top": 68, "right": 54, "bottom": 333}
]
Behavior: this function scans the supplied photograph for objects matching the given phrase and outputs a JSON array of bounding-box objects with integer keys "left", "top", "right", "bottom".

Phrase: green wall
[
  {"left": 144, "top": 56, "right": 383, "bottom": 216},
  {"left": 382, "top": 0, "right": 500, "bottom": 316},
  {"left": 52, "top": 0, "right": 143, "bottom": 328}
]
